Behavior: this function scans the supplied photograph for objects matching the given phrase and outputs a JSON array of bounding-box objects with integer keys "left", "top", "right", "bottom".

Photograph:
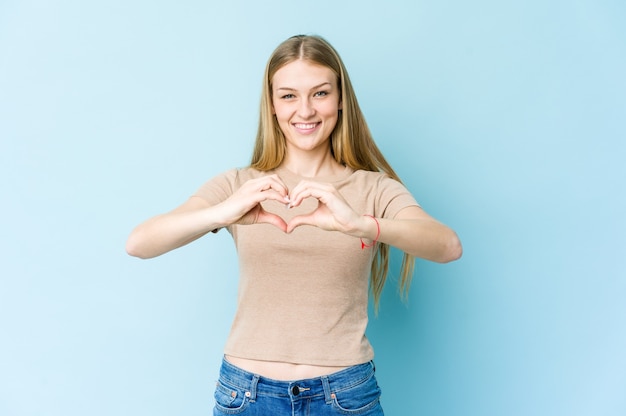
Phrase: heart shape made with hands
[
  {"left": 256, "top": 197, "right": 322, "bottom": 234},
  {"left": 240, "top": 175, "right": 356, "bottom": 235}
]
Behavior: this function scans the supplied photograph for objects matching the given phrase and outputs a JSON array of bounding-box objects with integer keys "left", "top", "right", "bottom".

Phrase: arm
[
  {"left": 285, "top": 181, "right": 462, "bottom": 263},
  {"left": 126, "top": 174, "right": 291, "bottom": 259},
  {"left": 360, "top": 206, "right": 462, "bottom": 263},
  {"left": 125, "top": 196, "right": 221, "bottom": 259}
]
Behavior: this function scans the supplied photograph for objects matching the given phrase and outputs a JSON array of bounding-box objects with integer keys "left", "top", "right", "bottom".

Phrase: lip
[{"left": 292, "top": 122, "right": 321, "bottom": 134}]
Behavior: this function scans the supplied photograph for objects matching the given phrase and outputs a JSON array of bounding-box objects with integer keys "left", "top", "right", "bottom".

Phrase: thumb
[
  {"left": 286, "top": 214, "right": 316, "bottom": 233},
  {"left": 257, "top": 210, "right": 288, "bottom": 232}
]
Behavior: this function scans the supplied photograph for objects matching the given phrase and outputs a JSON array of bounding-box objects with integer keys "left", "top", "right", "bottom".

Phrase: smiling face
[{"left": 271, "top": 59, "right": 342, "bottom": 157}]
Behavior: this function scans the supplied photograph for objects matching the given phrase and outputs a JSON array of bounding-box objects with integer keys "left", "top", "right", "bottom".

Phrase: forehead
[{"left": 272, "top": 59, "right": 337, "bottom": 89}]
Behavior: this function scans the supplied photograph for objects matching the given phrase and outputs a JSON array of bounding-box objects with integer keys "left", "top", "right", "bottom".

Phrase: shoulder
[
  {"left": 351, "top": 169, "right": 388, "bottom": 180},
  {"left": 345, "top": 169, "right": 404, "bottom": 189},
  {"left": 193, "top": 167, "right": 268, "bottom": 203},
  {"left": 204, "top": 166, "right": 268, "bottom": 185},
  {"left": 343, "top": 169, "right": 420, "bottom": 215},
  {"left": 231, "top": 166, "right": 272, "bottom": 182},
  {"left": 337, "top": 168, "right": 411, "bottom": 198}
]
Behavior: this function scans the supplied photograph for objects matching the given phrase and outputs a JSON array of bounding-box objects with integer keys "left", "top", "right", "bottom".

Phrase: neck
[{"left": 281, "top": 148, "right": 343, "bottom": 178}]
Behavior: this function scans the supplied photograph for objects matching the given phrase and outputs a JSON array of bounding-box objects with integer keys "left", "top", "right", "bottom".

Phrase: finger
[
  {"left": 256, "top": 189, "right": 291, "bottom": 204},
  {"left": 261, "top": 175, "right": 289, "bottom": 194},
  {"left": 288, "top": 182, "right": 332, "bottom": 207},
  {"left": 286, "top": 213, "right": 317, "bottom": 233},
  {"left": 246, "top": 175, "right": 288, "bottom": 196},
  {"left": 258, "top": 210, "right": 288, "bottom": 232},
  {"left": 227, "top": 189, "right": 284, "bottom": 221}
]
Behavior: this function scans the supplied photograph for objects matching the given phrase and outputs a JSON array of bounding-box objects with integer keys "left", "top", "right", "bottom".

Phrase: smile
[{"left": 293, "top": 122, "right": 320, "bottom": 130}]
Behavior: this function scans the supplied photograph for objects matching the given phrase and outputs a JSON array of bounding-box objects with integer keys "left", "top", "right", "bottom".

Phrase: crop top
[{"left": 193, "top": 165, "right": 419, "bottom": 366}]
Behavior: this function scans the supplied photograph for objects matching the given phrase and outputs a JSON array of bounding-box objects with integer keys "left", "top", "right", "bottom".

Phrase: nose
[{"left": 297, "top": 98, "right": 315, "bottom": 119}]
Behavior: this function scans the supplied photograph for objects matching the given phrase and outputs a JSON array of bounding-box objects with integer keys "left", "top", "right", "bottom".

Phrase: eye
[
  {"left": 314, "top": 91, "right": 329, "bottom": 97},
  {"left": 281, "top": 93, "right": 296, "bottom": 100}
]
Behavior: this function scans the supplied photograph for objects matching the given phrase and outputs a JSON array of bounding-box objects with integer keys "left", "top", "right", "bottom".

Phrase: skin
[
  {"left": 126, "top": 59, "right": 462, "bottom": 380},
  {"left": 272, "top": 59, "right": 343, "bottom": 177}
]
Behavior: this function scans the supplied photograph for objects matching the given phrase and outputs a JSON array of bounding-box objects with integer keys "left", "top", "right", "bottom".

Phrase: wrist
[
  {"left": 206, "top": 203, "right": 231, "bottom": 230},
  {"left": 360, "top": 215, "right": 380, "bottom": 249}
]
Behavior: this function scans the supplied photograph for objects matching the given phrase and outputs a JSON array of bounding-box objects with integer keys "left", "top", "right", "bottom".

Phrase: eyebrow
[{"left": 275, "top": 82, "right": 332, "bottom": 91}]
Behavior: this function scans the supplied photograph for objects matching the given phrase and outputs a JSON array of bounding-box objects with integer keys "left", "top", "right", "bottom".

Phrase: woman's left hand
[
  {"left": 285, "top": 180, "right": 463, "bottom": 262},
  {"left": 285, "top": 180, "right": 364, "bottom": 236}
]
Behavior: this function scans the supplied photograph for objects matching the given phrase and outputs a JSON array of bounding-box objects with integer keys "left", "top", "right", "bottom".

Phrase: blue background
[{"left": 1, "top": 1, "right": 625, "bottom": 415}]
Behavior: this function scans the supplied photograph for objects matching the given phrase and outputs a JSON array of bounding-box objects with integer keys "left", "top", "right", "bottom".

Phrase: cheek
[
  {"left": 324, "top": 97, "right": 341, "bottom": 112},
  {"left": 272, "top": 102, "right": 289, "bottom": 119},
  {"left": 274, "top": 109, "right": 289, "bottom": 123},
  {"left": 321, "top": 102, "right": 341, "bottom": 118}
]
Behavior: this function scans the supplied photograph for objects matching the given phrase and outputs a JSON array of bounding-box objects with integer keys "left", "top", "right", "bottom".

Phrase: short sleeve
[
  {"left": 375, "top": 175, "right": 420, "bottom": 219},
  {"left": 192, "top": 169, "right": 239, "bottom": 206}
]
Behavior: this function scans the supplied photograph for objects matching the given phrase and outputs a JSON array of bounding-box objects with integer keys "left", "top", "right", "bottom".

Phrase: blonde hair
[{"left": 251, "top": 35, "right": 415, "bottom": 311}]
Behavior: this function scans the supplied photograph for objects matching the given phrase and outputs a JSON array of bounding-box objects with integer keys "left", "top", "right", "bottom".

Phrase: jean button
[{"left": 292, "top": 385, "right": 300, "bottom": 396}]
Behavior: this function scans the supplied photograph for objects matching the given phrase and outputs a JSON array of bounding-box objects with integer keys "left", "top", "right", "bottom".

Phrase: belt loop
[
  {"left": 321, "top": 375, "right": 332, "bottom": 404},
  {"left": 249, "top": 374, "right": 260, "bottom": 401}
]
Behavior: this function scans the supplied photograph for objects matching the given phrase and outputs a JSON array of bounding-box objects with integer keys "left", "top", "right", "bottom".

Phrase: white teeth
[{"left": 294, "top": 123, "right": 317, "bottom": 129}]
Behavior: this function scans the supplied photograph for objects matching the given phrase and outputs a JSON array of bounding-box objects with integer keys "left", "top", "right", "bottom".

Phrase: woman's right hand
[
  {"left": 215, "top": 174, "right": 289, "bottom": 231},
  {"left": 126, "top": 174, "right": 289, "bottom": 259}
]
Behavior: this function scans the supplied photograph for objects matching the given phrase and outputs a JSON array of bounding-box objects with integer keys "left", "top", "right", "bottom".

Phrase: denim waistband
[{"left": 218, "top": 358, "right": 376, "bottom": 403}]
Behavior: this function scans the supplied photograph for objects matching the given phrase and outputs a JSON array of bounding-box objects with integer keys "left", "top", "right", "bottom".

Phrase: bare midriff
[{"left": 225, "top": 355, "right": 350, "bottom": 381}]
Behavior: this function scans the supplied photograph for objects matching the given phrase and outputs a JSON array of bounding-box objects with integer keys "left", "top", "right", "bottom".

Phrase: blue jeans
[{"left": 213, "top": 358, "right": 384, "bottom": 415}]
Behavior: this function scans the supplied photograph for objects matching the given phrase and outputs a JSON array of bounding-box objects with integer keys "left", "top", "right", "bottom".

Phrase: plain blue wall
[{"left": 1, "top": 1, "right": 625, "bottom": 415}]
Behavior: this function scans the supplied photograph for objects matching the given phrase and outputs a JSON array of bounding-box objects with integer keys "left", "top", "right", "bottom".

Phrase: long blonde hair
[{"left": 251, "top": 35, "right": 415, "bottom": 311}]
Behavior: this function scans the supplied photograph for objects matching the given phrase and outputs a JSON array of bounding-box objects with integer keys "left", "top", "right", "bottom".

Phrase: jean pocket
[
  {"left": 214, "top": 379, "right": 250, "bottom": 415},
  {"left": 331, "top": 373, "right": 383, "bottom": 415}
]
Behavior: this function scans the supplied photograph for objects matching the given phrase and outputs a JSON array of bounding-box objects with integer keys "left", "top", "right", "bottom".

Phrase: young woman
[{"left": 127, "top": 34, "right": 462, "bottom": 416}]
